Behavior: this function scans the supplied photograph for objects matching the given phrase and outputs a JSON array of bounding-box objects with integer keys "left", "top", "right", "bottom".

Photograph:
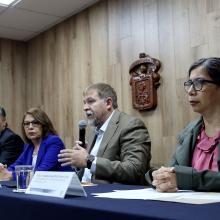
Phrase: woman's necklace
[
  {"left": 32, "top": 151, "right": 38, "bottom": 157},
  {"left": 32, "top": 148, "right": 39, "bottom": 157}
]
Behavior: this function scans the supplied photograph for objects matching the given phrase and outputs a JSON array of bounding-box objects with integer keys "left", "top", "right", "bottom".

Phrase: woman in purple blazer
[{"left": 0, "top": 107, "right": 72, "bottom": 180}]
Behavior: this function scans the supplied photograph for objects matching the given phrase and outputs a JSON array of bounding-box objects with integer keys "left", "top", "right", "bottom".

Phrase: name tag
[{"left": 25, "top": 171, "right": 87, "bottom": 198}]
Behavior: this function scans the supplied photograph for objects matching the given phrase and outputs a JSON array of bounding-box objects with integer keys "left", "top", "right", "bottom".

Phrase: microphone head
[{"left": 78, "top": 120, "right": 87, "bottom": 129}]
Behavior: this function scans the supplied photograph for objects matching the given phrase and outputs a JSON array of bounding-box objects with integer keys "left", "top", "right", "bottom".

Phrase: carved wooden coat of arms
[{"left": 129, "top": 53, "right": 161, "bottom": 110}]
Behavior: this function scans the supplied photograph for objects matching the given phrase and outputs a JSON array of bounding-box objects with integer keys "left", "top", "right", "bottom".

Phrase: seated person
[
  {"left": 0, "top": 106, "right": 24, "bottom": 166},
  {"left": 58, "top": 83, "right": 151, "bottom": 185},
  {"left": 147, "top": 57, "right": 220, "bottom": 192},
  {"left": 0, "top": 107, "right": 72, "bottom": 180}
]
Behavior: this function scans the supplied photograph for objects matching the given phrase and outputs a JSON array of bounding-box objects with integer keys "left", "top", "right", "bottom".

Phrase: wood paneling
[
  {"left": 25, "top": 0, "right": 220, "bottom": 166},
  {"left": 1, "top": 0, "right": 220, "bottom": 167},
  {"left": 0, "top": 39, "right": 26, "bottom": 136}
]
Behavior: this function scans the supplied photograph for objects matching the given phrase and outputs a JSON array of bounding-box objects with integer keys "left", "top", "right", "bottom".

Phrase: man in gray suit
[{"left": 58, "top": 83, "right": 151, "bottom": 185}]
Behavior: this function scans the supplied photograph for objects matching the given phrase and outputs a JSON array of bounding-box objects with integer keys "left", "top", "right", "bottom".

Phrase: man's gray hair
[{"left": 85, "top": 83, "right": 118, "bottom": 109}]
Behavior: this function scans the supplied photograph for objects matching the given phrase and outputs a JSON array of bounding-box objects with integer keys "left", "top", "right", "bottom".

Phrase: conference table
[{"left": 0, "top": 182, "right": 219, "bottom": 220}]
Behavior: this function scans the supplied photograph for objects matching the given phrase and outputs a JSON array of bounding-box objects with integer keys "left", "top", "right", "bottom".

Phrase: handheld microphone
[{"left": 78, "top": 120, "right": 87, "bottom": 148}]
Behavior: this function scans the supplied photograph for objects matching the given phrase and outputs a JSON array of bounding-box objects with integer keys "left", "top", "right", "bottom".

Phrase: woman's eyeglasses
[
  {"left": 23, "top": 120, "right": 40, "bottom": 128},
  {"left": 184, "top": 78, "right": 217, "bottom": 92}
]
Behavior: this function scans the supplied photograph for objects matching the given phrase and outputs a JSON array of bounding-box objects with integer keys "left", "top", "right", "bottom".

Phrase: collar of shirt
[
  {"left": 90, "top": 110, "right": 115, "bottom": 155},
  {"left": 82, "top": 110, "right": 115, "bottom": 182},
  {"left": 97, "top": 110, "right": 115, "bottom": 134}
]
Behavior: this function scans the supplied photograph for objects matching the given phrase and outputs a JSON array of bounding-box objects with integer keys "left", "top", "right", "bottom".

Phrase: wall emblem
[{"left": 129, "top": 53, "right": 161, "bottom": 110}]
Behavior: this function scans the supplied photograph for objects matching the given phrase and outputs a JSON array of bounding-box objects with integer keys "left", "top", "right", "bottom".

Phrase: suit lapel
[
  {"left": 97, "top": 110, "right": 120, "bottom": 157},
  {"left": 176, "top": 133, "right": 194, "bottom": 165},
  {"left": 176, "top": 120, "right": 202, "bottom": 165},
  {"left": 88, "top": 131, "right": 97, "bottom": 153}
]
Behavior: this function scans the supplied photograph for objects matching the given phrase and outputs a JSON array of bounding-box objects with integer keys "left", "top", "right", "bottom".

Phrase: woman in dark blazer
[
  {"left": 0, "top": 107, "right": 72, "bottom": 180},
  {"left": 149, "top": 57, "right": 220, "bottom": 192}
]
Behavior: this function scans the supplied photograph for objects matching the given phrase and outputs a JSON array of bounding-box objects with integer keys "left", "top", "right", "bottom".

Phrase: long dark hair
[
  {"left": 22, "top": 107, "right": 58, "bottom": 143},
  {"left": 188, "top": 57, "right": 220, "bottom": 86}
]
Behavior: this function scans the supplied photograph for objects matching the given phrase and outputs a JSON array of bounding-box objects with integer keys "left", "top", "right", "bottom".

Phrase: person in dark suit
[
  {"left": 0, "top": 107, "right": 72, "bottom": 180},
  {"left": 58, "top": 83, "right": 151, "bottom": 185},
  {"left": 0, "top": 106, "right": 24, "bottom": 166},
  {"left": 148, "top": 57, "right": 220, "bottom": 192}
]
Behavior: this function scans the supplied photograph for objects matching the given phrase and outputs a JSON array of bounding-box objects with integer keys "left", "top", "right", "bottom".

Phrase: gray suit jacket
[
  {"left": 169, "top": 117, "right": 220, "bottom": 191},
  {"left": 80, "top": 109, "right": 151, "bottom": 185}
]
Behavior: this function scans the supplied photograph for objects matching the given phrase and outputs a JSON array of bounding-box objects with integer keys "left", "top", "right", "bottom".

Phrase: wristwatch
[{"left": 86, "top": 154, "right": 95, "bottom": 169}]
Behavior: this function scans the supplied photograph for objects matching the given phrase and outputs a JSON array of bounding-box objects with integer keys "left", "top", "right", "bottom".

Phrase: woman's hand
[
  {"left": 0, "top": 163, "right": 12, "bottom": 180},
  {"left": 152, "top": 166, "right": 178, "bottom": 192}
]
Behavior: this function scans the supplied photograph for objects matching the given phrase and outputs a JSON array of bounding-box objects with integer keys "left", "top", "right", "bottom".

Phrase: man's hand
[
  {"left": 58, "top": 141, "right": 88, "bottom": 168},
  {"left": 152, "top": 166, "right": 178, "bottom": 192}
]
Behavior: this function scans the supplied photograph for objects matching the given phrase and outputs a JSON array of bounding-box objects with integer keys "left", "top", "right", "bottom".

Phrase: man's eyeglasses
[
  {"left": 184, "top": 78, "right": 217, "bottom": 92},
  {"left": 23, "top": 120, "right": 40, "bottom": 128}
]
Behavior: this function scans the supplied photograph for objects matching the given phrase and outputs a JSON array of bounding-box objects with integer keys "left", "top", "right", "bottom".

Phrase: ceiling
[{"left": 0, "top": 0, "right": 98, "bottom": 41}]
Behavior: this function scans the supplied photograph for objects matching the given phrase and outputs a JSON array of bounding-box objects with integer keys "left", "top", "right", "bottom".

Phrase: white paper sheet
[{"left": 92, "top": 188, "right": 220, "bottom": 204}]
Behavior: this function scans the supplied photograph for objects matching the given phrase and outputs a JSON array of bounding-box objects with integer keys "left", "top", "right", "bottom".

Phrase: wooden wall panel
[
  {"left": 23, "top": 0, "right": 220, "bottom": 167},
  {"left": 0, "top": 39, "right": 26, "bottom": 136}
]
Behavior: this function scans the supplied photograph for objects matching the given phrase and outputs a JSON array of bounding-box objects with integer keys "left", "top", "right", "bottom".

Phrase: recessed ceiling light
[{"left": 0, "top": 0, "right": 21, "bottom": 7}]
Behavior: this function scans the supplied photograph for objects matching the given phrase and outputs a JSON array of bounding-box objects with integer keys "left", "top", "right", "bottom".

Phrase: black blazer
[{"left": 0, "top": 128, "right": 24, "bottom": 166}]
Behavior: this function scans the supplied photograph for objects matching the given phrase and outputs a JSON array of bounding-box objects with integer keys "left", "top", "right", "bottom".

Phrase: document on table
[{"left": 92, "top": 188, "right": 220, "bottom": 204}]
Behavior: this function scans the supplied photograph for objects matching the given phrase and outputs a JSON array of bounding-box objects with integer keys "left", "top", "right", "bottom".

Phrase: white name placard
[{"left": 25, "top": 171, "right": 87, "bottom": 198}]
